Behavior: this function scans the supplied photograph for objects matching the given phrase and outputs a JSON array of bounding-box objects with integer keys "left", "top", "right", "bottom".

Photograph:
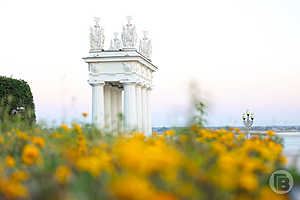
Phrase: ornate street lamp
[{"left": 242, "top": 110, "right": 254, "bottom": 138}]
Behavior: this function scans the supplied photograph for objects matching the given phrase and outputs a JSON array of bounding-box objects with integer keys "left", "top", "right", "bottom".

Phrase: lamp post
[{"left": 242, "top": 110, "right": 254, "bottom": 139}]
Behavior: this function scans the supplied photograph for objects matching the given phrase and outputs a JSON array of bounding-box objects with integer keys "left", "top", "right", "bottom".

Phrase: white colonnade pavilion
[{"left": 83, "top": 17, "right": 157, "bottom": 135}]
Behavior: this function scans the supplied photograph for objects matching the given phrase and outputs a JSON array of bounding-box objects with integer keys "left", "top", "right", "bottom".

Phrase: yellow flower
[
  {"left": 239, "top": 173, "right": 258, "bottom": 191},
  {"left": 22, "top": 145, "right": 40, "bottom": 165},
  {"left": 31, "top": 136, "right": 45, "bottom": 147},
  {"left": 60, "top": 124, "right": 70, "bottom": 131},
  {"left": 17, "top": 131, "right": 30, "bottom": 140},
  {"left": 111, "top": 175, "right": 154, "bottom": 200},
  {"left": 218, "top": 154, "right": 236, "bottom": 172},
  {"left": 234, "top": 128, "right": 241, "bottom": 133},
  {"left": 0, "top": 136, "right": 4, "bottom": 143},
  {"left": 0, "top": 178, "right": 28, "bottom": 199},
  {"left": 75, "top": 153, "right": 111, "bottom": 177},
  {"left": 114, "top": 138, "right": 182, "bottom": 176},
  {"left": 190, "top": 125, "right": 198, "bottom": 133},
  {"left": 164, "top": 130, "right": 176, "bottom": 136},
  {"left": 11, "top": 170, "right": 29, "bottom": 182},
  {"left": 266, "top": 130, "right": 275, "bottom": 137},
  {"left": 151, "top": 192, "right": 178, "bottom": 200},
  {"left": 279, "top": 155, "right": 287, "bottom": 164},
  {"left": 55, "top": 165, "right": 71, "bottom": 184},
  {"left": 133, "top": 133, "right": 145, "bottom": 140},
  {"left": 82, "top": 112, "right": 88, "bottom": 117},
  {"left": 214, "top": 172, "right": 237, "bottom": 190},
  {"left": 198, "top": 129, "right": 209, "bottom": 136},
  {"left": 152, "top": 132, "right": 158, "bottom": 137},
  {"left": 158, "top": 135, "right": 166, "bottom": 140},
  {"left": 258, "top": 186, "right": 288, "bottom": 200},
  {"left": 73, "top": 123, "right": 82, "bottom": 133},
  {"left": 211, "top": 142, "right": 226, "bottom": 154},
  {"left": 5, "top": 156, "right": 16, "bottom": 167}
]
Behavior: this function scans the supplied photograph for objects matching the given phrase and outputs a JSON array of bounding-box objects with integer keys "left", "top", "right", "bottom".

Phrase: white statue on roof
[
  {"left": 90, "top": 17, "right": 105, "bottom": 50},
  {"left": 139, "top": 31, "right": 152, "bottom": 59},
  {"left": 121, "top": 16, "right": 138, "bottom": 48},
  {"left": 110, "top": 32, "right": 122, "bottom": 50}
]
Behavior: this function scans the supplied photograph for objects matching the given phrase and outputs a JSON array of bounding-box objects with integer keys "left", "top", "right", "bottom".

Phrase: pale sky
[{"left": 1, "top": 0, "right": 300, "bottom": 127}]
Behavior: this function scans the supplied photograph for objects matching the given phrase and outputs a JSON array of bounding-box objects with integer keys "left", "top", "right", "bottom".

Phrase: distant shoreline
[
  {"left": 252, "top": 130, "right": 300, "bottom": 133},
  {"left": 276, "top": 130, "right": 300, "bottom": 133},
  {"left": 251, "top": 131, "right": 300, "bottom": 137},
  {"left": 153, "top": 126, "right": 300, "bottom": 133}
]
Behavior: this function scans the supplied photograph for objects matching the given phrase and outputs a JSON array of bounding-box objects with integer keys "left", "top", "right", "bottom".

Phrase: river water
[
  {"left": 277, "top": 132, "right": 300, "bottom": 156},
  {"left": 275, "top": 132, "right": 300, "bottom": 169}
]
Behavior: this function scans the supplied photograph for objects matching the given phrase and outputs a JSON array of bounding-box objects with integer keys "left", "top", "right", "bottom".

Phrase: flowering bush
[{"left": 0, "top": 121, "right": 289, "bottom": 200}]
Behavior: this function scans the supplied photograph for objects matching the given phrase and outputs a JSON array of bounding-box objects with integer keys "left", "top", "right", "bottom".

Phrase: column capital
[
  {"left": 140, "top": 82, "right": 147, "bottom": 88},
  {"left": 146, "top": 83, "right": 153, "bottom": 90},
  {"left": 141, "top": 83, "right": 152, "bottom": 89},
  {"left": 88, "top": 80, "right": 105, "bottom": 86},
  {"left": 136, "top": 82, "right": 143, "bottom": 87},
  {"left": 116, "top": 86, "right": 123, "bottom": 91}
]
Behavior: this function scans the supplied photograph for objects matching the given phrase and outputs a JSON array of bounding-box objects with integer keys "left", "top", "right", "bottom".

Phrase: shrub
[{"left": 0, "top": 76, "right": 36, "bottom": 125}]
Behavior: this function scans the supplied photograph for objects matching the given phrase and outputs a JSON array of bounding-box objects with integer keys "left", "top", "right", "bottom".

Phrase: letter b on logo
[
  {"left": 274, "top": 174, "right": 290, "bottom": 191},
  {"left": 269, "top": 170, "right": 293, "bottom": 194}
]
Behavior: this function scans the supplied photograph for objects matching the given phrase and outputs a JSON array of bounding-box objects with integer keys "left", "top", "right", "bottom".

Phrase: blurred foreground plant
[{"left": 0, "top": 117, "right": 291, "bottom": 200}]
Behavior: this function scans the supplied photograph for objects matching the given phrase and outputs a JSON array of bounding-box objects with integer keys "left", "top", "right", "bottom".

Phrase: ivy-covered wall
[{"left": 0, "top": 76, "right": 36, "bottom": 124}]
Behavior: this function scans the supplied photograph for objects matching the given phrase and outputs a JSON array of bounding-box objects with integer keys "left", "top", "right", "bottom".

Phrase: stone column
[
  {"left": 123, "top": 82, "right": 137, "bottom": 130},
  {"left": 117, "top": 87, "right": 123, "bottom": 116},
  {"left": 104, "top": 84, "right": 112, "bottom": 129},
  {"left": 146, "top": 87, "right": 152, "bottom": 135},
  {"left": 136, "top": 83, "right": 143, "bottom": 132},
  {"left": 117, "top": 87, "right": 123, "bottom": 132},
  {"left": 89, "top": 81, "right": 105, "bottom": 129},
  {"left": 141, "top": 85, "right": 148, "bottom": 134},
  {"left": 111, "top": 86, "right": 118, "bottom": 131}
]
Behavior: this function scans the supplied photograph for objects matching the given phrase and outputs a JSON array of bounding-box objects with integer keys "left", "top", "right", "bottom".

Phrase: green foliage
[
  {"left": 192, "top": 101, "right": 207, "bottom": 128},
  {"left": 0, "top": 76, "right": 36, "bottom": 126},
  {"left": 188, "top": 80, "right": 207, "bottom": 129},
  {"left": 289, "top": 166, "right": 300, "bottom": 185}
]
